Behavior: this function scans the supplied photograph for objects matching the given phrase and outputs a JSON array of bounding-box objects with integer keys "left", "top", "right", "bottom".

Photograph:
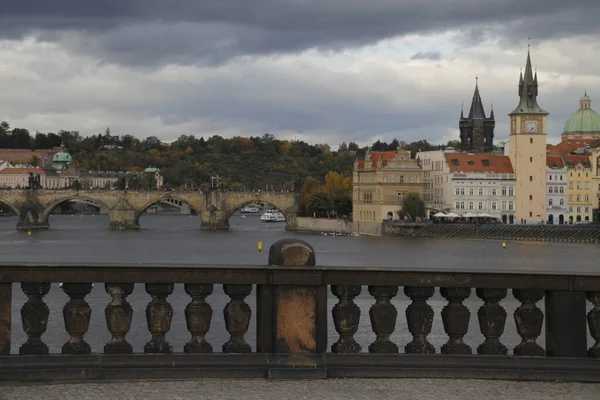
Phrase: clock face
[{"left": 526, "top": 121, "right": 537, "bottom": 133}]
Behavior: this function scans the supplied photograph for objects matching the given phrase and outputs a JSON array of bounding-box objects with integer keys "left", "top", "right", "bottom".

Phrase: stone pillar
[
  {"left": 200, "top": 210, "right": 229, "bottom": 230},
  {"left": 257, "top": 238, "right": 326, "bottom": 379},
  {"left": 17, "top": 201, "right": 48, "bottom": 230},
  {"left": 108, "top": 199, "right": 139, "bottom": 230},
  {"left": 545, "top": 290, "right": 587, "bottom": 357}
]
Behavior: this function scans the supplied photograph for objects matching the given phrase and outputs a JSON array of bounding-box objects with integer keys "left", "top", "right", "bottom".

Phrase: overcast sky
[{"left": 1, "top": 0, "right": 599, "bottom": 147}]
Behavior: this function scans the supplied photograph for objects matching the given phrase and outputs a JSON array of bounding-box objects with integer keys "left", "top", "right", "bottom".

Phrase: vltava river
[{"left": 2, "top": 213, "right": 598, "bottom": 355}]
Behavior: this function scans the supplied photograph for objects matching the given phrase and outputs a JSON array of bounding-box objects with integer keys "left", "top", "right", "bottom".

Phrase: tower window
[
  {"left": 529, "top": 176, "right": 532, "bottom": 182},
  {"left": 530, "top": 138, "right": 533, "bottom": 144},
  {"left": 481, "top": 159, "right": 490, "bottom": 166},
  {"left": 530, "top": 157, "right": 533, "bottom": 163},
  {"left": 529, "top": 195, "right": 533, "bottom": 201}
]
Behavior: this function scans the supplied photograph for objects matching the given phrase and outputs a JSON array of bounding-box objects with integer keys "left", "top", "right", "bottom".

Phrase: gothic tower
[
  {"left": 459, "top": 79, "right": 495, "bottom": 152},
  {"left": 508, "top": 48, "right": 548, "bottom": 224}
]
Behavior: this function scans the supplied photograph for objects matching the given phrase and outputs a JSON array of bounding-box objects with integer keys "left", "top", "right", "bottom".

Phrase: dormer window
[
  {"left": 481, "top": 159, "right": 490, "bottom": 166},
  {"left": 467, "top": 160, "right": 474, "bottom": 166},
  {"left": 451, "top": 159, "right": 459, "bottom": 166}
]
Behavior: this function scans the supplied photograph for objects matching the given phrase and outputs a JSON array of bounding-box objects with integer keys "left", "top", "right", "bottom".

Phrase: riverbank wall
[
  {"left": 287, "top": 217, "right": 353, "bottom": 234},
  {"left": 383, "top": 222, "right": 600, "bottom": 243}
]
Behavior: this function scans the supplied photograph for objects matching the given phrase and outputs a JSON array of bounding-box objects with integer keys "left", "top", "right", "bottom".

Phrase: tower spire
[
  {"left": 510, "top": 48, "right": 547, "bottom": 115},
  {"left": 468, "top": 76, "right": 486, "bottom": 119}
]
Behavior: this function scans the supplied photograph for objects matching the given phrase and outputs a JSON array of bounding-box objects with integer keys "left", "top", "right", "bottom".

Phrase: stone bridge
[{"left": 0, "top": 189, "right": 299, "bottom": 231}]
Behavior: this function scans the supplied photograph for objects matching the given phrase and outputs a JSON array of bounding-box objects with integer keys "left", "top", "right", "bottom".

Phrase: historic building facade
[
  {"left": 417, "top": 149, "right": 516, "bottom": 223},
  {"left": 352, "top": 149, "right": 423, "bottom": 235},
  {"left": 590, "top": 140, "right": 600, "bottom": 222},
  {"left": 546, "top": 155, "right": 568, "bottom": 224},
  {"left": 459, "top": 80, "right": 495, "bottom": 153},
  {"left": 508, "top": 50, "right": 548, "bottom": 224},
  {"left": 0, "top": 167, "right": 46, "bottom": 188}
]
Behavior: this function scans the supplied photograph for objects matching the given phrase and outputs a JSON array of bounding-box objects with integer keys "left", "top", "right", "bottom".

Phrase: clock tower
[{"left": 508, "top": 49, "right": 548, "bottom": 224}]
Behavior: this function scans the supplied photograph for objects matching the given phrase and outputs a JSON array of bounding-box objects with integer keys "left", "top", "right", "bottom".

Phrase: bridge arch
[
  {"left": 41, "top": 195, "right": 113, "bottom": 224},
  {"left": 135, "top": 196, "right": 200, "bottom": 224},
  {"left": 0, "top": 199, "right": 20, "bottom": 216}
]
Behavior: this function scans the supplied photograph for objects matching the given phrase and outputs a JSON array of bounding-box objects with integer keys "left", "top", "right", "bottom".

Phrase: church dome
[
  {"left": 563, "top": 92, "right": 600, "bottom": 134},
  {"left": 52, "top": 150, "right": 72, "bottom": 163}
]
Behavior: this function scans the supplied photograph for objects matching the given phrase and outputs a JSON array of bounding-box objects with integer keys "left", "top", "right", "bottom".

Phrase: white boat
[
  {"left": 260, "top": 210, "right": 286, "bottom": 222},
  {"left": 240, "top": 205, "right": 260, "bottom": 214}
]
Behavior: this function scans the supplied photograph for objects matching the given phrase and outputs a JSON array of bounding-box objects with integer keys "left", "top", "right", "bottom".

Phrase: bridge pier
[
  {"left": 17, "top": 202, "right": 49, "bottom": 231},
  {"left": 108, "top": 200, "right": 140, "bottom": 230},
  {"left": 200, "top": 210, "right": 229, "bottom": 230}
]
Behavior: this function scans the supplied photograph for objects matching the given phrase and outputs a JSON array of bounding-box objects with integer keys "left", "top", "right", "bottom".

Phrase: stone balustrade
[{"left": 1, "top": 239, "right": 600, "bottom": 381}]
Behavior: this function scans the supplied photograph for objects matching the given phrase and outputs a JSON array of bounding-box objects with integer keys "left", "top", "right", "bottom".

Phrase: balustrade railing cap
[{"left": 268, "top": 238, "right": 316, "bottom": 267}]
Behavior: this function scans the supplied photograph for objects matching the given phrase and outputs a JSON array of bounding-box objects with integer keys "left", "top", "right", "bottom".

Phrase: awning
[
  {"left": 446, "top": 212, "right": 460, "bottom": 218},
  {"left": 433, "top": 212, "right": 447, "bottom": 217}
]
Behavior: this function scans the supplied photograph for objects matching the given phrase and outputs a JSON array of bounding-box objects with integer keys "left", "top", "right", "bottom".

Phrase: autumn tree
[
  {"left": 401, "top": 192, "right": 426, "bottom": 221},
  {"left": 28, "top": 155, "right": 41, "bottom": 167},
  {"left": 300, "top": 177, "right": 322, "bottom": 215}
]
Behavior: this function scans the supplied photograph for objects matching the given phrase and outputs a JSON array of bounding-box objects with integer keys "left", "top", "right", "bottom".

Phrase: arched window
[
  {"left": 508, "top": 187, "right": 514, "bottom": 196},
  {"left": 455, "top": 188, "right": 460, "bottom": 196},
  {"left": 460, "top": 188, "right": 465, "bottom": 195},
  {"left": 559, "top": 187, "right": 564, "bottom": 194},
  {"left": 548, "top": 187, "right": 553, "bottom": 194},
  {"left": 501, "top": 187, "right": 507, "bottom": 196},
  {"left": 469, "top": 188, "right": 473, "bottom": 196},
  {"left": 491, "top": 188, "right": 497, "bottom": 196},
  {"left": 502, "top": 201, "right": 507, "bottom": 210},
  {"left": 469, "top": 201, "right": 473, "bottom": 209},
  {"left": 478, "top": 188, "right": 483, "bottom": 196},
  {"left": 455, "top": 201, "right": 460, "bottom": 210},
  {"left": 478, "top": 202, "right": 483, "bottom": 210},
  {"left": 549, "top": 199, "right": 553, "bottom": 206},
  {"left": 554, "top": 187, "right": 559, "bottom": 193},
  {"left": 491, "top": 202, "right": 497, "bottom": 210},
  {"left": 560, "top": 199, "right": 564, "bottom": 205},
  {"left": 460, "top": 201, "right": 465, "bottom": 209},
  {"left": 508, "top": 201, "right": 514, "bottom": 211}
]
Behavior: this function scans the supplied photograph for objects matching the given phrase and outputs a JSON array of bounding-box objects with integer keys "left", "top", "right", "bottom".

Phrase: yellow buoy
[
  {"left": 258, "top": 241, "right": 263, "bottom": 253},
  {"left": 27, "top": 231, "right": 32, "bottom": 236},
  {"left": 502, "top": 242, "right": 506, "bottom": 249}
]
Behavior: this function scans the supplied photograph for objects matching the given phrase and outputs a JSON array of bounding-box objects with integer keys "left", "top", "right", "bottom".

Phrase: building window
[
  {"left": 529, "top": 176, "right": 533, "bottom": 182},
  {"left": 577, "top": 182, "right": 581, "bottom": 189},
  {"left": 491, "top": 188, "right": 497, "bottom": 196},
  {"left": 455, "top": 188, "right": 460, "bottom": 196},
  {"left": 502, "top": 187, "right": 506, "bottom": 196},
  {"left": 460, "top": 201, "right": 465, "bottom": 209},
  {"left": 559, "top": 187, "right": 564, "bottom": 194},
  {"left": 409, "top": 176, "right": 414, "bottom": 183},
  {"left": 560, "top": 199, "right": 564, "bottom": 206},
  {"left": 400, "top": 176, "right": 404, "bottom": 183},
  {"left": 478, "top": 202, "right": 483, "bottom": 210},
  {"left": 585, "top": 182, "right": 590, "bottom": 189},
  {"left": 569, "top": 195, "right": 574, "bottom": 201},
  {"left": 585, "top": 206, "right": 589, "bottom": 213},
  {"left": 468, "top": 188, "right": 473, "bottom": 196},
  {"left": 569, "top": 182, "right": 573, "bottom": 189},
  {"left": 548, "top": 187, "right": 553, "bottom": 194},
  {"left": 461, "top": 188, "right": 465, "bottom": 195},
  {"left": 530, "top": 157, "right": 533, "bottom": 163},
  {"left": 549, "top": 175, "right": 552, "bottom": 181},
  {"left": 549, "top": 199, "right": 553, "bottom": 206},
  {"left": 554, "top": 187, "right": 558, "bottom": 193},
  {"left": 469, "top": 201, "right": 474, "bottom": 210},
  {"left": 577, "top": 195, "right": 581, "bottom": 202},
  {"left": 530, "top": 138, "right": 533, "bottom": 144},
  {"left": 455, "top": 201, "right": 460, "bottom": 210},
  {"left": 585, "top": 195, "right": 589, "bottom": 202},
  {"left": 529, "top": 211, "right": 533, "bottom": 217},
  {"left": 529, "top": 195, "right": 533, "bottom": 201},
  {"left": 560, "top": 175, "right": 563, "bottom": 181},
  {"left": 502, "top": 201, "right": 507, "bottom": 210},
  {"left": 491, "top": 202, "right": 497, "bottom": 210},
  {"left": 569, "top": 206, "right": 573, "bottom": 212},
  {"left": 397, "top": 192, "right": 403, "bottom": 202},
  {"left": 478, "top": 188, "right": 483, "bottom": 196},
  {"left": 577, "top": 206, "right": 581, "bottom": 213},
  {"left": 508, "top": 201, "right": 514, "bottom": 211},
  {"left": 508, "top": 187, "right": 513, "bottom": 196}
]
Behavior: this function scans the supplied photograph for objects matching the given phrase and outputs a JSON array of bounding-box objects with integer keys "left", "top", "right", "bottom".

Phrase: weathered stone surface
[
  {"left": 184, "top": 283, "right": 214, "bottom": 353},
  {"left": 586, "top": 291, "right": 600, "bottom": 358},
  {"left": 144, "top": 283, "right": 174, "bottom": 354},
  {"left": 20, "top": 282, "right": 51, "bottom": 355},
  {"left": 404, "top": 286, "right": 435, "bottom": 354},
  {"left": 0, "top": 283, "right": 11, "bottom": 355},
  {"left": 223, "top": 284, "right": 253, "bottom": 353},
  {"left": 275, "top": 287, "right": 317, "bottom": 353},
  {"left": 17, "top": 201, "right": 48, "bottom": 230},
  {"left": 368, "top": 286, "right": 399, "bottom": 353},
  {"left": 441, "top": 287, "right": 472, "bottom": 355},
  {"left": 513, "top": 289, "right": 545, "bottom": 357},
  {"left": 62, "top": 283, "right": 93, "bottom": 355},
  {"left": 476, "top": 288, "right": 508, "bottom": 355},
  {"left": 104, "top": 283, "right": 135, "bottom": 354},
  {"left": 331, "top": 285, "right": 361, "bottom": 354},
  {"left": 268, "top": 238, "right": 316, "bottom": 267}
]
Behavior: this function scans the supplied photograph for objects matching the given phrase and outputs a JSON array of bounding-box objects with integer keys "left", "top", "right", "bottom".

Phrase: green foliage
[
  {"left": 401, "top": 192, "right": 426, "bottom": 221},
  {"left": 300, "top": 171, "right": 352, "bottom": 218}
]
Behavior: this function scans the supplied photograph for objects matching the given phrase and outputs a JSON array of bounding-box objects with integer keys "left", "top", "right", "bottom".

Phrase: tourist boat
[
  {"left": 260, "top": 210, "right": 286, "bottom": 222},
  {"left": 240, "top": 205, "right": 260, "bottom": 214}
]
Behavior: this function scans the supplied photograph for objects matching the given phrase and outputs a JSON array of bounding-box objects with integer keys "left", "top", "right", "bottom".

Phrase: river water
[{"left": 2, "top": 213, "right": 598, "bottom": 355}]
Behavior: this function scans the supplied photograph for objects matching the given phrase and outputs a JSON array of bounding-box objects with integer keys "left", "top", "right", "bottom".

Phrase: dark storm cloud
[{"left": 1, "top": 0, "right": 599, "bottom": 66}]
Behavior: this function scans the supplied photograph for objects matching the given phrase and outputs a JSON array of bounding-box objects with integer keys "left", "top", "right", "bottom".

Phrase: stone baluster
[
  {"left": 20, "top": 283, "right": 51, "bottom": 355},
  {"left": 368, "top": 286, "right": 399, "bottom": 353},
  {"left": 62, "top": 283, "right": 93, "bottom": 354},
  {"left": 104, "top": 283, "right": 135, "bottom": 354},
  {"left": 476, "top": 288, "right": 508, "bottom": 355},
  {"left": 223, "top": 284, "right": 252, "bottom": 353},
  {"left": 184, "top": 283, "right": 214, "bottom": 353},
  {"left": 586, "top": 292, "right": 600, "bottom": 358},
  {"left": 331, "top": 285, "right": 362, "bottom": 353},
  {"left": 440, "top": 287, "right": 472, "bottom": 355},
  {"left": 512, "top": 289, "right": 545, "bottom": 356},
  {"left": 404, "top": 287, "right": 435, "bottom": 354},
  {"left": 144, "top": 283, "right": 174, "bottom": 354}
]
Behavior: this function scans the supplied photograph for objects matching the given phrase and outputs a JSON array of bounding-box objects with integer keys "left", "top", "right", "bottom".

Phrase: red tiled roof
[
  {"left": 357, "top": 151, "right": 397, "bottom": 169},
  {"left": 0, "top": 167, "right": 46, "bottom": 175},
  {"left": 547, "top": 139, "right": 596, "bottom": 155},
  {"left": 444, "top": 153, "right": 514, "bottom": 174},
  {"left": 546, "top": 155, "right": 564, "bottom": 169},
  {"left": 563, "top": 154, "right": 590, "bottom": 167}
]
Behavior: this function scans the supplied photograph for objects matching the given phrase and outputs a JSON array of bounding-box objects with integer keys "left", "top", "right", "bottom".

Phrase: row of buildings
[
  {"left": 0, "top": 145, "right": 164, "bottom": 190},
  {"left": 353, "top": 49, "right": 600, "bottom": 234}
]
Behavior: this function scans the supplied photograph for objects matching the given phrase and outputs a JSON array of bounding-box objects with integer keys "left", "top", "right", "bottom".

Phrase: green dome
[
  {"left": 52, "top": 151, "right": 72, "bottom": 163},
  {"left": 563, "top": 93, "right": 600, "bottom": 133}
]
